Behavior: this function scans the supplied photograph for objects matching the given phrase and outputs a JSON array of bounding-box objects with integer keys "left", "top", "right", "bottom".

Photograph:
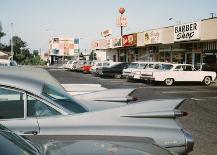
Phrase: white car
[
  {"left": 122, "top": 62, "right": 148, "bottom": 78},
  {"left": 0, "top": 59, "right": 18, "bottom": 66},
  {"left": 144, "top": 64, "right": 217, "bottom": 86},
  {"left": 128, "top": 62, "right": 171, "bottom": 80}
]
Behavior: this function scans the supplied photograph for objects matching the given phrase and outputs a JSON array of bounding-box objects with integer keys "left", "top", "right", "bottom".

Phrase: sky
[{"left": 0, "top": 0, "right": 217, "bottom": 52}]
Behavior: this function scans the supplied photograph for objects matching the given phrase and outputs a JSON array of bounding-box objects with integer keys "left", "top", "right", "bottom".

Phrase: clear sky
[{"left": 0, "top": 0, "right": 217, "bottom": 52}]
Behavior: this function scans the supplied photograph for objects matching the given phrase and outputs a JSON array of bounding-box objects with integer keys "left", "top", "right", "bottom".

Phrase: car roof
[{"left": 0, "top": 66, "right": 63, "bottom": 95}]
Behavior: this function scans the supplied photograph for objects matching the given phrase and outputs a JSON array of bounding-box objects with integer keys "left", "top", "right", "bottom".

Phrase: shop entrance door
[
  {"left": 185, "top": 53, "right": 193, "bottom": 65},
  {"left": 185, "top": 52, "right": 202, "bottom": 68}
]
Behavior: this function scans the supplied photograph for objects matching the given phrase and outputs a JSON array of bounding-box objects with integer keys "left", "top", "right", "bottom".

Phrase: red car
[{"left": 82, "top": 61, "right": 95, "bottom": 73}]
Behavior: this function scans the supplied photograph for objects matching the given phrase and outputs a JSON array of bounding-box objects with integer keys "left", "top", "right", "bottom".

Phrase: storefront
[{"left": 118, "top": 33, "right": 137, "bottom": 62}]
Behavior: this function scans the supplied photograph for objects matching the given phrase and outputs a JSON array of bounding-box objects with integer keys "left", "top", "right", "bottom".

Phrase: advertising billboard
[
  {"left": 122, "top": 34, "right": 137, "bottom": 46},
  {"left": 144, "top": 29, "right": 162, "bottom": 45},
  {"left": 174, "top": 22, "right": 201, "bottom": 42},
  {"left": 112, "top": 37, "right": 122, "bottom": 48}
]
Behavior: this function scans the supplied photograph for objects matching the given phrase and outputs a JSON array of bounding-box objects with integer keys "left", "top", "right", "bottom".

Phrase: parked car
[
  {"left": 65, "top": 60, "right": 77, "bottom": 70},
  {"left": 142, "top": 64, "right": 216, "bottom": 86},
  {"left": 75, "top": 60, "right": 87, "bottom": 71},
  {"left": 0, "top": 67, "right": 193, "bottom": 154},
  {"left": 122, "top": 62, "right": 148, "bottom": 78},
  {"left": 128, "top": 62, "right": 171, "bottom": 80},
  {"left": 90, "top": 61, "right": 119, "bottom": 75},
  {"left": 82, "top": 61, "right": 95, "bottom": 73},
  {"left": 202, "top": 63, "right": 217, "bottom": 73},
  {"left": 0, "top": 59, "right": 18, "bottom": 66},
  {"left": 97, "top": 62, "right": 130, "bottom": 78},
  {"left": 0, "top": 124, "right": 174, "bottom": 155}
]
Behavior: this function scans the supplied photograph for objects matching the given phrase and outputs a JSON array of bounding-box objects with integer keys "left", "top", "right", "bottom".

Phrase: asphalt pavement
[{"left": 47, "top": 68, "right": 217, "bottom": 155}]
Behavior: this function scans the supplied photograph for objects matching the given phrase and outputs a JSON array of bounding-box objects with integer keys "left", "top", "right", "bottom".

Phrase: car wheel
[
  {"left": 114, "top": 74, "right": 122, "bottom": 79},
  {"left": 164, "top": 78, "right": 174, "bottom": 86},
  {"left": 203, "top": 76, "right": 212, "bottom": 86}
]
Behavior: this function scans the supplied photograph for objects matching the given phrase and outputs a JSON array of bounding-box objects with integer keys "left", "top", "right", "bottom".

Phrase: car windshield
[
  {"left": 42, "top": 84, "right": 87, "bottom": 113},
  {"left": 128, "top": 63, "right": 139, "bottom": 69},
  {"left": 0, "top": 124, "right": 40, "bottom": 155}
]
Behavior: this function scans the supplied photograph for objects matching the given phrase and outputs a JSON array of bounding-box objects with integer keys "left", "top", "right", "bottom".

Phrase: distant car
[
  {"left": 122, "top": 62, "right": 148, "bottom": 78},
  {"left": 82, "top": 61, "right": 95, "bottom": 73},
  {"left": 0, "top": 59, "right": 18, "bottom": 66},
  {"left": 128, "top": 62, "right": 171, "bottom": 80},
  {"left": 142, "top": 64, "right": 216, "bottom": 86},
  {"left": 97, "top": 62, "right": 130, "bottom": 78},
  {"left": 90, "top": 61, "right": 119, "bottom": 75},
  {"left": 0, "top": 67, "right": 194, "bottom": 154},
  {"left": 202, "top": 63, "right": 217, "bottom": 73},
  {"left": 0, "top": 124, "right": 174, "bottom": 155}
]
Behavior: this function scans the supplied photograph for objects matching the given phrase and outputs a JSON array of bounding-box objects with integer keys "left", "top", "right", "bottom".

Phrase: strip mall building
[{"left": 91, "top": 17, "right": 217, "bottom": 67}]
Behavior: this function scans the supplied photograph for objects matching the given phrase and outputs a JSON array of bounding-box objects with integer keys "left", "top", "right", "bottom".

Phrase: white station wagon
[{"left": 142, "top": 64, "right": 216, "bottom": 86}]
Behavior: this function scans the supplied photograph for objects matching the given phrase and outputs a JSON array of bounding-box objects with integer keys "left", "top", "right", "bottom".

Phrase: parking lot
[{"left": 48, "top": 68, "right": 217, "bottom": 155}]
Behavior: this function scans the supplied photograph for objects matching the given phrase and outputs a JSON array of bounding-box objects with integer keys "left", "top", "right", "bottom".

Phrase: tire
[
  {"left": 203, "top": 76, "right": 212, "bottom": 86},
  {"left": 114, "top": 74, "right": 122, "bottom": 79},
  {"left": 164, "top": 78, "right": 174, "bottom": 86}
]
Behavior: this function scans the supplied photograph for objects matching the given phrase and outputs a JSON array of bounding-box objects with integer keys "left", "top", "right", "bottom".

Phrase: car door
[
  {"left": 172, "top": 65, "right": 185, "bottom": 81},
  {"left": 0, "top": 87, "right": 39, "bottom": 135}
]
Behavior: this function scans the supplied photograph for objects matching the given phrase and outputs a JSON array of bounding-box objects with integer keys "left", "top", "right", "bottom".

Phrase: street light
[{"left": 10, "top": 22, "right": 13, "bottom": 61}]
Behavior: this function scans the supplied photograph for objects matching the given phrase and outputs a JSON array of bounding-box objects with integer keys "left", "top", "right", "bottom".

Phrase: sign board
[
  {"left": 101, "top": 29, "right": 112, "bottom": 37},
  {"left": 144, "top": 29, "right": 162, "bottom": 45},
  {"left": 122, "top": 34, "right": 137, "bottom": 46},
  {"left": 91, "top": 41, "right": 99, "bottom": 50},
  {"left": 112, "top": 37, "right": 122, "bottom": 48},
  {"left": 137, "top": 32, "right": 145, "bottom": 46},
  {"left": 116, "top": 16, "right": 128, "bottom": 27},
  {"left": 174, "top": 22, "right": 200, "bottom": 42}
]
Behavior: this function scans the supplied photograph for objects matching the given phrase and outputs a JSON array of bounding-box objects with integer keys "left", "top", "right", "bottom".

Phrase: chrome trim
[{"left": 182, "top": 130, "right": 194, "bottom": 153}]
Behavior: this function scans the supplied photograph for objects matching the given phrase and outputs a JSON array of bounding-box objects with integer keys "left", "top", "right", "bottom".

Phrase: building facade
[
  {"left": 92, "top": 17, "right": 217, "bottom": 67},
  {"left": 49, "top": 37, "right": 80, "bottom": 64}
]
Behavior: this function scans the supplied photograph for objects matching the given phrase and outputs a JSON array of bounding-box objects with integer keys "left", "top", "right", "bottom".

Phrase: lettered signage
[{"left": 174, "top": 22, "right": 200, "bottom": 42}]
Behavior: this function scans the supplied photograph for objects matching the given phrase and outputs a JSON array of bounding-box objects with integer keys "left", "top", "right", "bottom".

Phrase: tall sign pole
[{"left": 119, "top": 8, "right": 125, "bottom": 36}]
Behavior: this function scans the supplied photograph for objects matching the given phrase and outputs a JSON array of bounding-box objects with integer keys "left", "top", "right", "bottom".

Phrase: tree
[
  {"left": 0, "top": 22, "right": 5, "bottom": 40},
  {"left": 33, "top": 50, "right": 39, "bottom": 57},
  {"left": 89, "top": 51, "right": 97, "bottom": 61}
]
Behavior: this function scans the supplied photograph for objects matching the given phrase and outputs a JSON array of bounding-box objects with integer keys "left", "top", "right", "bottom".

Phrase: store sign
[
  {"left": 144, "top": 29, "right": 162, "bottom": 45},
  {"left": 116, "top": 16, "right": 128, "bottom": 27},
  {"left": 122, "top": 34, "right": 137, "bottom": 47},
  {"left": 174, "top": 22, "right": 200, "bottom": 42},
  {"left": 137, "top": 32, "right": 145, "bottom": 46},
  {"left": 98, "top": 39, "right": 107, "bottom": 49},
  {"left": 91, "top": 41, "right": 99, "bottom": 50},
  {"left": 101, "top": 29, "right": 112, "bottom": 37},
  {"left": 112, "top": 37, "right": 122, "bottom": 48}
]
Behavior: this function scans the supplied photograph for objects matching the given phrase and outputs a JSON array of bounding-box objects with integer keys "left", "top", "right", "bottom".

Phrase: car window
[
  {"left": 174, "top": 65, "right": 183, "bottom": 71},
  {"left": 128, "top": 63, "right": 138, "bottom": 69},
  {"left": 42, "top": 84, "right": 87, "bottom": 113},
  {"left": 183, "top": 65, "right": 193, "bottom": 71},
  {"left": 146, "top": 64, "right": 154, "bottom": 69},
  {"left": 27, "top": 96, "right": 60, "bottom": 117},
  {"left": 139, "top": 63, "right": 147, "bottom": 69},
  {"left": 161, "top": 64, "right": 173, "bottom": 70},
  {"left": 0, "top": 87, "right": 24, "bottom": 119},
  {"left": 154, "top": 64, "right": 160, "bottom": 69}
]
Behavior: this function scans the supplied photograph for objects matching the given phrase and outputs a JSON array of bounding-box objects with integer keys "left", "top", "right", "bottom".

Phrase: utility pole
[
  {"left": 210, "top": 13, "right": 215, "bottom": 19},
  {"left": 10, "top": 22, "right": 14, "bottom": 61}
]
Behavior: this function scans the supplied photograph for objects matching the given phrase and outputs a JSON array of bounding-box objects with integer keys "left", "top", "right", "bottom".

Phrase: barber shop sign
[{"left": 174, "top": 22, "right": 200, "bottom": 42}]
